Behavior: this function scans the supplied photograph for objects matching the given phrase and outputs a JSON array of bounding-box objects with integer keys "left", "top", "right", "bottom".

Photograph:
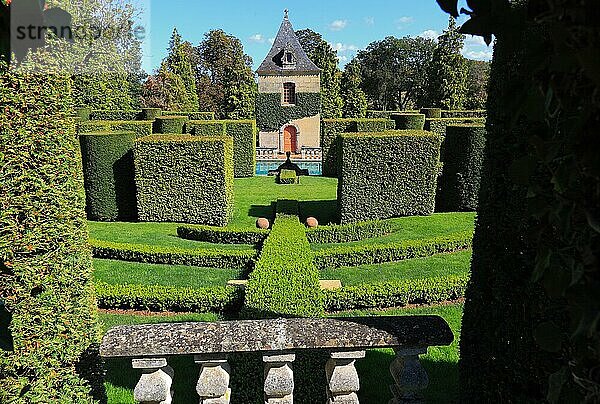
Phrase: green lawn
[
  {"left": 88, "top": 177, "right": 339, "bottom": 247},
  {"left": 311, "top": 212, "right": 476, "bottom": 251},
  {"left": 320, "top": 250, "right": 471, "bottom": 285},
  {"left": 231, "top": 176, "right": 339, "bottom": 226},
  {"left": 100, "top": 303, "right": 462, "bottom": 404},
  {"left": 93, "top": 259, "right": 244, "bottom": 288}
]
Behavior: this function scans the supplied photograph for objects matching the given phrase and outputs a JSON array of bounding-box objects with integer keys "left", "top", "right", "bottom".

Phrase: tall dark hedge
[
  {"left": 186, "top": 120, "right": 256, "bottom": 178},
  {"left": 338, "top": 131, "right": 442, "bottom": 223},
  {"left": 436, "top": 124, "right": 486, "bottom": 212},
  {"left": 79, "top": 131, "right": 137, "bottom": 221},
  {"left": 458, "top": 0, "right": 600, "bottom": 402},
  {"left": 320, "top": 118, "right": 390, "bottom": 177},
  {"left": 134, "top": 135, "right": 234, "bottom": 226},
  {"left": 0, "top": 68, "right": 101, "bottom": 402}
]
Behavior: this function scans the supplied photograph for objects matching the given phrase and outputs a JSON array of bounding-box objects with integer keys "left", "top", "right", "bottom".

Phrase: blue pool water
[{"left": 256, "top": 160, "right": 323, "bottom": 176}]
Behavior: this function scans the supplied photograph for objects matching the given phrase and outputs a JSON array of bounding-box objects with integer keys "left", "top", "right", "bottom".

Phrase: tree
[
  {"left": 164, "top": 28, "right": 199, "bottom": 111},
  {"left": 195, "top": 29, "right": 256, "bottom": 119},
  {"left": 357, "top": 36, "right": 436, "bottom": 110},
  {"left": 140, "top": 63, "right": 195, "bottom": 111},
  {"left": 426, "top": 17, "right": 468, "bottom": 109},
  {"left": 436, "top": 0, "right": 600, "bottom": 402},
  {"left": 464, "top": 59, "right": 490, "bottom": 110},
  {"left": 341, "top": 58, "right": 367, "bottom": 118},
  {"left": 297, "top": 29, "right": 343, "bottom": 118}
]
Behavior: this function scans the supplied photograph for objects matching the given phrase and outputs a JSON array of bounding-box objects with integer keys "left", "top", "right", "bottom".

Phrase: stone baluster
[
  {"left": 132, "top": 358, "right": 174, "bottom": 404},
  {"left": 195, "top": 354, "right": 231, "bottom": 404},
  {"left": 388, "top": 348, "right": 429, "bottom": 404},
  {"left": 263, "top": 353, "right": 295, "bottom": 404},
  {"left": 326, "top": 350, "right": 365, "bottom": 403}
]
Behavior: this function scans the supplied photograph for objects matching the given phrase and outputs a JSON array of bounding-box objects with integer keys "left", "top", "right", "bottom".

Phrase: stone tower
[{"left": 256, "top": 10, "right": 321, "bottom": 155}]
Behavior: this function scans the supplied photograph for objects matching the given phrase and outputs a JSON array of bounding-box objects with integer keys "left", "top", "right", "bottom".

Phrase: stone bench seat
[{"left": 100, "top": 316, "right": 453, "bottom": 404}]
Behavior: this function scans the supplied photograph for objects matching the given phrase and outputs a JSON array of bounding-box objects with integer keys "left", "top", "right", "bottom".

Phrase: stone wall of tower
[{"left": 258, "top": 74, "right": 321, "bottom": 94}]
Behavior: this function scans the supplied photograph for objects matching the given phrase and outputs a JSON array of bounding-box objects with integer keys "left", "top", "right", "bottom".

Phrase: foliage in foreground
[{"left": 0, "top": 66, "right": 100, "bottom": 402}]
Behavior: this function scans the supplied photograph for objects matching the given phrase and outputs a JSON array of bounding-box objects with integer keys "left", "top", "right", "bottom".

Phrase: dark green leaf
[
  {"left": 533, "top": 322, "right": 563, "bottom": 352},
  {"left": 547, "top": 367, "right": 567, "bottom": 403},
  {"left": 436, "top": 0, "right": 459, "bottom": 18}
]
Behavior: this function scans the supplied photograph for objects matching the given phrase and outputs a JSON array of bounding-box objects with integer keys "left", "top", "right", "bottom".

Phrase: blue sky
[{"left": 140, "top": 0, "right": 492, "bottom": 74}]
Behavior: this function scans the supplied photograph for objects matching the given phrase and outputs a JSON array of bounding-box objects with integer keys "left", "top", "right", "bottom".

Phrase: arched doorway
[{"left": 283, "top": 125, "right": 297, "bottom": 153}]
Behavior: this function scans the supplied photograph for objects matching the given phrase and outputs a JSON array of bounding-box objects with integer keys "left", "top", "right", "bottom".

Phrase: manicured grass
[
  {"left": 93, "top": 259, "right": 244, "bottom": 288},
  {"left": 312, "top": 212, "right": 476, "bottom": 251},
  {"left": 100, "top": 304, "right": 463, "bottom": 404},
  {"left": 232, "top": 176, "right": 339, "bottom": 226},
  {"left": 88, "top": 177, "right": 339, "bottom": 248},
  {"left": 88, "top": 221, "right": 253, "bottom": 250},
  {"left": 320, "top": 250, "right": 471, "bottom": 285},
  {"left": 333, "top": 304, "right": 463, "bottom": 403}
]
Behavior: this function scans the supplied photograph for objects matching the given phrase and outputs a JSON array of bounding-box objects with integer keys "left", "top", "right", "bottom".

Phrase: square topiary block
[
  {"left": 134, "top": 135, "right": 234, "bottom": 226},
  {"left": 277, "top": 169, "right": 299, "bottom": 184},
  {"left": 338, "top": 130, "right": 442, "bottom": 223}
]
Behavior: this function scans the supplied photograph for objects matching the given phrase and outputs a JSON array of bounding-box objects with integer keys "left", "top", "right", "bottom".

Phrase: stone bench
[{"left": 100, "top": 316, "right": 453, "bottom": 404}]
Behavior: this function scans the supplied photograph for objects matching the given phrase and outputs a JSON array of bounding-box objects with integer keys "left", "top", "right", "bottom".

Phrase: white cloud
[
  {"left": 330, "top": 42, "right": 359, "bottom": 53},
  {"left": 249, "top": 34, "right": 265, "bottom": 43},
  {"left": 463, "top": 49, "right": 493, "bottom": 61},
  {"left": 396, "top": 16, "right": 414, "bottom": 25},
  {"left": 464, "top": 35, "right": 488, "bottom": 47},
  {"left": 419, "top": 29, "right": 440, "bottom": 41},
  {"left": 329, "top": 20, "right": 348, "bottom": 31},
  {"left": 339, "top": 55, "right": 349, "bottom": 63},
  {"left": 364, "top": 16, "right": 375, "bottom": 26}
]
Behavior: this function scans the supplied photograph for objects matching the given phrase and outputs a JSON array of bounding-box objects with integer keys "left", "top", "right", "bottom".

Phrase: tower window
[{"left": 283, "top": 82, "right": 296, "bottom": 105}]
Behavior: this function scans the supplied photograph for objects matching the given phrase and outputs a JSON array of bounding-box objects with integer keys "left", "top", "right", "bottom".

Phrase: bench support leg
[
  {"left": 263, "top": 353, "right": 295, "bottom": 404},
  {"left": 195, "top": 354, "right": 231, "bottom": 404},
  {"left": 132, "top": 358, "right": 174, "bottom": 404},
  {"left": 389, "top": 348, "right": 428, "bottom": 404},
  {"left": 326, "top": 351, "right": 365, "bottom": 403}
]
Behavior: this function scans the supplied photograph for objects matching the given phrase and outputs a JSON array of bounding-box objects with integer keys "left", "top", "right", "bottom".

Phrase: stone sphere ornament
[
  {"left": 256, "top": 218, "right": 270, "bottom": 229},
  {"left": 306, "top": 217, "right": 319, "bottom": 228}
]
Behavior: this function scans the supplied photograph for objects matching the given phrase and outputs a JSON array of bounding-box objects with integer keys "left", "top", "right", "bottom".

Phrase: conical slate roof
[{"left": 257, "top": 14, "right": 321, "bottom": 75}]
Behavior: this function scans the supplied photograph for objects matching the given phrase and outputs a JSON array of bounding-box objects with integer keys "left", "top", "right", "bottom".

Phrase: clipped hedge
[
  {"left": 75, "top": 107, "right": 91, "bottom": 121},
  {"left": 314, "top": 231, "right": 473, "bottom": 269},
  {"left": 155, "top": 116, "right": 188, "bottom": 134},
  {"left": 425, "top": 117, "right": 487, "bottom": 138},
  {"left": 256, "top": 92, "right": 321, "bottom": 132},
  {"left": 437, "top": 124, "right": 486, "bottom": 212},
  {"left": 306, "top": 220, "right": 392, "bottom": 244},
  {"left": 338, "top": 131, "right": 442, "bottom": 223},
  {"left": 277, "top": 169, "right": 298, "bottom": 184},
  {"left": 1, "top": 69, "right": 100, "bottom": 401},
  {"left": 244, "top": 200, "right": 324, "bottom": 318},
  {"left": 95, "top": 282, "right": 244, "bottom": 313},
  {"left": 140, "top": 108, "right": 162, "bottom": 121},
  {"left": 390, "top": 113, "right": 426, "bottom": 130},
  {"left": 324, "top": 275, "right": 468, "bottom": 311},
  {"left": 90, "top": 239, "right": 257, "bottom": 269},
  {"left": 441, "top": 110, "right": 486, "bottom": 119},
  {"left": 320, "top": 118, "right": 391, "bottom": 177},
  {"left": 90, "top": 110, "right": 140, "bottom": 121},
  {"left": 79, "top": 131, "right": 137, "bottom": 221},
  {"left": 162, "top": 111, "right": 215, "bottom": 120},
  {"left": 134, "top": 135, "right": 234, "bottom": 226},
  {"left": 186, "top": 120, "right": 256, "bottom": 178},
  {"left": 78, "top": 120, "right": 153, "bottom": 139},
  {"left": 177, "top": 225, "right": 269, "bottom": 244},
  {"left": 420, "top": 108, "right": 442, "bottom": 118}
]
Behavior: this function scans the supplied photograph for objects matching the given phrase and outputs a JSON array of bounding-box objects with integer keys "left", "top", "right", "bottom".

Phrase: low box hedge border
[
  {"left": 314, "top": 231, "right": 474, "bottom": 269},
  {"left": 154, "top": 116, "right": 189, "bottom": 134},
  {"left": 95, "top": 282, "right": 244, "bottom": 313},
  {"left": 441, "top": 110, "right": 487, "bottom": 119},
  {"left": 177, "top": 225, "right": 269, "bottom": 245},
  {"left": 390, "top": 113, "right": 426, "bottom": 130},
  {"left": 244, "top": 200, "right": 324, "bottom": 318},
  {"left": 90, "top": 110, "right": 141, "bottom": 121},
  {"left": 323, "top": 275, "right": 468, "bottom": 312},
  {"left": 90, "top": 239, "right": 257, "bottom": 269},
  {"left": 78, "top": 120, "right": 154, "bottom": 139},
  {"left": 306, "top": 221, "right": 393, "bottom": 244},
  {"left": 162, "top": 111, "right": 215, "bottom": 120}
]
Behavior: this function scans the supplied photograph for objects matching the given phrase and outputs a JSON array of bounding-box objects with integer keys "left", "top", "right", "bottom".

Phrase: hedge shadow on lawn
[
  {"left": 299, "top": 200, "right": 338, "bottom": 225},
  {"left": 248, "top": 202, "right": 276, "bottom": 222}
]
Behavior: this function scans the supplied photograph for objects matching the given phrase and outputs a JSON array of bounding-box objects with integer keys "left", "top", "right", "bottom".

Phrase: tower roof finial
[{"left": 284, "top": 9, "right": 289, "bottom": 19}]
